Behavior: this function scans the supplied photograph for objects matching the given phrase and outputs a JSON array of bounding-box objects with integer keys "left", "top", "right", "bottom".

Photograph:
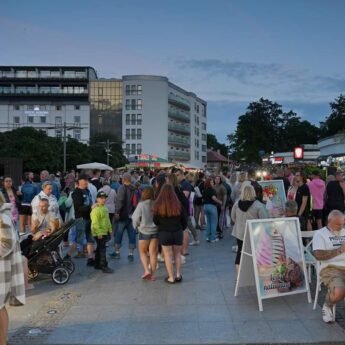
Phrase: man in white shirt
[{"left": 313, "top": 209, "right": 345, "bottom": 323}]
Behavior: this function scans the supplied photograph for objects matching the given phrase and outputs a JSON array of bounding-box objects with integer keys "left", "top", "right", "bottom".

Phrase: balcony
[
  {"left": 168, "top": 122, "right": 190, "bottom": 135},
  {"left": 168, "top": 93, "right": 190, "bottom": 110},
  {"left": 168, "top": 150, "right": 190, "bottom": 161},
  {"left": 0, "top": 88, "right": 89, "bottom": 97},
  {"left": 0, "top": 71, "right": 88, "bottom": 80},
  {"left": 168, "top": 135, "right": 190, "bottom": 147},
  {"left": 168, "top": 108, "right": 190, "bottom": 123}
]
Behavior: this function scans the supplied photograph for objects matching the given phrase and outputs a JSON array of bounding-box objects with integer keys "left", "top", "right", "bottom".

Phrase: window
[
  {"left": 13, "top": 116, "right": 20, "bottom": 124},
  {"left": 125, "top": 85, "right": 130, "bottom": 96},
  {"left": 75, "top": 105, "right": 80, "bottom": 110},
  {"left": 126, "top": 129, "right": 130, "bottom": 139},
  {"left": 126, "top": 99, "right": 130, "bottom": 110},
  {"left": 202, "top": 156, "right": 206, "bottom": 163},
  {"left": 131, "top": 128, "right": 136, "bottom": 139},
  {"left": 40, "top": 116, "right": 46, "bottom": 124},
  {"left": 98, "top": 114, "right": 103, "bottom": 125},
  {"left": 55, "top": 116, "right": 62, "bottom": 125},
  {"left": 131, "top": 114, "right": 136, "bottom": 125},
  {"left": 126, "top": 114, "right": 130, "bottom": 125},
  {"left": 56, "top": 130, "right": 62, "bottom": 138},
  {"left": 202, "top": 145, "right": 207, "bottom": 152},
  {"left": 196, "top": 104, "right": 199, "bottom": 113},
  {"left": 137, "top": 99, "right": 142, "bottom": 110},
  {"left": 73, "top": 129, "right": 81, "bottom": 140},
  {"left": 74, "top": 116, "right": 80, "bottom": 123},
  {"left": 125, "top": 144, "right": 130, "bottom": 155},
  {"left": 131, "top": 144, "right": 136, "bottom": 154},
  {"left": 137, "top": 114, "right": 142, "bottom": 125},
  {"left": 131, "top": 85, "right": 137, "bottom": 95},
  {"left": 137, "top": 85, "right": 142, "bottom": 95},
  {"left": 98, "top": 88, "right": 103, "bottom": 96},
  {"left": 28, "top": 116, "right": 34, "bottom": 124},
  {"left": 202, "top": 134, "right": 207, "bottom": 141},
  {"left": 202, "top": 122, "right": 206, "bottom": 130},
  {"left": 137, "top": 143, "right": 142, "bottom": 154},
  {"left": 195, "top": 151, "right": 199, "bottom": 160},
  {"left": 196, "top": 139, "right": 199, "bottom": 148},
  {"left": 137, "top": 128, "right": 142, "bottom": 139},
  {"left": 56, "top": 105, "right": 61, "bottom": 111},
  {"left": 131, "top": 99, "right": 136, "bottom": 110},
  {"left": 14, "top": 105, "right": 20, "bottom": 110}
]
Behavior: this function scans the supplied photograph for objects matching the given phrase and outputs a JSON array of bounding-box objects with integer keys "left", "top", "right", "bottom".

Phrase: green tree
[
  {"left": 320, "top": 94, "right": 345, "bottom": 138},
  {"left": 207, "top": 133, "right": 228, "bottom": 157}
]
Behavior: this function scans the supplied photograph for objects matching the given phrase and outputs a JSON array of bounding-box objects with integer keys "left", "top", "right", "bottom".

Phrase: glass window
[
  {"left": 131, "top": 128, "right": 136, "bottom": 139},
  {"left": 137, "top": 114, "right": 142, "bottom": 125},
  {"left": 126, "top": 129, "right": 130, "bottom": 139},
  {"left": 125, "top": 85, "right": 130, "bottom": 96},
  {"left": 51, "top": 71, "right": 60, "bottom": 78},
  {"left": 126, "top": 114, "right": 130, "bottom": 125},
  {"left": 137, "top": 144, "right": 142, "bottom": 154},
  {"left": 55, "top": 116, "right": 62, "bottom": 125},
  {"left": 73, "top": 129, "right": 81, "bottom": 140},
  {"left": 40, "top": 116, "right": 46, "bottom": 124},
  {"left": 28, "top": 116, "right": 34, "bottom": 124},
  {"left": 98, "top": 114, "right": 103, "bottom": 125},
  {"left": 202, "top": 156, "right": 206, "bottom": 163},
  {"left": 131, "top": 143, "right": 136, "bottom": 154},
  {"left": 131, "top": 99, "right": 136, "bottom": 110},
  {"left": 202, "top": 145, "right": 207, "bottom": 152},
  {"left": 13, "top": 116, "right": 20, "bottom": 124},
  {"left": 14, "top": 105, "right": 20, "bottom": 110},
  {"left": 131, "top": 85, "right": 137, "bottom": 95},
  {"left": 74, "top": 116, "right": 80, "bottom": 123},
  {"left": 202, "top": 122, "right": 206, "bottom": 130},
  {"left": 126, "top": 144, "right": 130, "bottom": 154},
  {"left": 126, "top": 99, "right": 130, "bottom": 110},
  {"left": 75, "top": 105, "right": 80, "bottom": 110},
  {"left": 56, "top": 129, "right": 62, "bottom": 138},
  {"left": 137, "top": 85, "right": 142, "bottom": 95},
  {"left": 137, "top": 99, "right": 142, "bottom": 110},
  {"left": 56, "top": 105, "right": 61, "bottom": 111},
  {"left": 137, "top": 128, "right": 142, "bottom": 139},
  {"left": 131, "top": 114, "right": 136, "bottom": 125}
]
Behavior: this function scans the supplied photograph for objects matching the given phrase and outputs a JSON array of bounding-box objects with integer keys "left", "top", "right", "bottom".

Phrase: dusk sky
[{"left": 1, "top": 0, "right": 345, "bottom": 143}]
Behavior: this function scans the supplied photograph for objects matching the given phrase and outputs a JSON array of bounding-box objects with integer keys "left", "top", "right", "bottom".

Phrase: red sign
[
  {"left": 294, "top": 147, "right": 304, "bottom": 160},
  {"left": 274, "top": 157, "right": 283, "bottom": 162}
]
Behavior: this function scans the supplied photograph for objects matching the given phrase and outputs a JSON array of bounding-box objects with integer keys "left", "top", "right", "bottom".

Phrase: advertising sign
[{"left": 258, "top": 180, "right": 286, "bottom": 218}]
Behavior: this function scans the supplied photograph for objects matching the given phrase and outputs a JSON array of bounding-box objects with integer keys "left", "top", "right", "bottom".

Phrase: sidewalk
[{"left": 8, "top": 229, "right": 345, "bottom": 344}]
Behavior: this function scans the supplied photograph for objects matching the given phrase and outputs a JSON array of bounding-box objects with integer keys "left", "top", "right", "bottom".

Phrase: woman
[
  {"left": 202, "top": 178, "right": 223, "bottom": 242},
  {"left": 214, "top": 175, "right": 227, "bottom": 239},
  {"left": 132, "top": 187, "right": 158, "bottom": 281},
  {"left": 193, "top": 172, "right": 206, "bottom": 231},
  {"left": 2, "top": 176, "right": 21, "bottom": 226},
  {"left": 152, "top": 184, "right": 187, "bottom": 284},
  {"left": 231, "top": 184, "right": 267, "bottom": 273},
  {"left": 287, "top": 176, "right": 299, "bottom": 201},
  {"left": 0, "top": 191, "right": 25, "bottom": 345}
]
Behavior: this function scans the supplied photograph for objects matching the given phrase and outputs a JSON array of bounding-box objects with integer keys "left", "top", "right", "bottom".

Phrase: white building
[{"left": 122, "top": 75, "right": 207, "bottom": 168}]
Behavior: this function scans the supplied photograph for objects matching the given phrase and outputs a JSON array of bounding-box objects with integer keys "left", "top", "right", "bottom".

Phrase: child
[{"left": 91, "top": 191, "right": 113, "bottom": 273}]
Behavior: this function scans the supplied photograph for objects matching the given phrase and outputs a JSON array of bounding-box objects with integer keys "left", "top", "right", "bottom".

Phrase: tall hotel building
[{"left": 0, "top": 67, "right": 207, "bottom": 168}]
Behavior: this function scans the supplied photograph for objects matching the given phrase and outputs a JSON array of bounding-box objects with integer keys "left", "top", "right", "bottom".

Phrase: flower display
[{"left": 263, "top": 185, "right": 278, "bottom": 197}]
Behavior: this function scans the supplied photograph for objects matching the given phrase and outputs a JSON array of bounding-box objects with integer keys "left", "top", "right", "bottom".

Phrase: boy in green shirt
[{"left": 91, "top": 191, "right": 113, "bottom": 273}]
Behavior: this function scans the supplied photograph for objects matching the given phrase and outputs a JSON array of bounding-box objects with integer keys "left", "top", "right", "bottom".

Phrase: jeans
[
  {"left": 114, "top": 218, "right": 136, "bottom": 249},
  {"left": 95, "top": 236, "right": 108, "bottom": 268},
  {"left": 204, "top": 204, "right": 218, "bottom": 241}
]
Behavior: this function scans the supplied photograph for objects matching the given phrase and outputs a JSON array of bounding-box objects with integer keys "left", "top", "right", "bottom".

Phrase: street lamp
[{"left": 98, "top": 139, "right": 116, "bottom": 166}]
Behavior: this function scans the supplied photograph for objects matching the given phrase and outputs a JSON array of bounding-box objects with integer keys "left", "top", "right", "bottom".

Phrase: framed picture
[{"left": 258, "top": 180, "right": 286, "bottom": 218}]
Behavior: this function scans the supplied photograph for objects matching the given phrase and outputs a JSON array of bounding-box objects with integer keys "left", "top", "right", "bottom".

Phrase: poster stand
[{"left": 235, "top": 217, "right": 311, "bottom": 311}]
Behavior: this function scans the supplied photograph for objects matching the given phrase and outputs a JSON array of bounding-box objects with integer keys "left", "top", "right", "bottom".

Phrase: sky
[{"left": 1, "top": 0, "right": 345, "bottom": 143}]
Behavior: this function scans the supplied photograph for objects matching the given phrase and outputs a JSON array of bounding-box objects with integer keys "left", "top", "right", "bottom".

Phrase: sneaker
[
  {"left": 322, "top": 304, "right": 334, "bottom": 323},
  {"left": 232, "top": 245, "right": 238, "bottom": 253},
  {"left": 206, "top": 238, "right": 211, "bottom": 242},
  {"left": 181, "top": 255, "right": 186, "bottom": 265},
  {"left": 87, "top": 258, "right": 95, "bottom": 266},
  {"left": 157, "top": 253, "right": 165, "bottom": 263},
  {"left": 109, "top": 252, "right": 120, "bottom": 259},
  {"left": 128, "top": 254, "right": 134, "bottom": 262},
  {"left": 211, "top": 238, "right": 219, "bottom": 243},
  {"left": 189, "top": 240, "right": 200, "bottom": 246},
  {"left": 102, "top": 267, "right": 114, "bottom": 274}
]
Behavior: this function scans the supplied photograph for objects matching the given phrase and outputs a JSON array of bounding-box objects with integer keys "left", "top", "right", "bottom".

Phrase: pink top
[
  {"left": 9, "top": 193, "right": 19, "bottom": 223},
  {"left": 308, "top": 178, "right": 326, "bottom": 210}
]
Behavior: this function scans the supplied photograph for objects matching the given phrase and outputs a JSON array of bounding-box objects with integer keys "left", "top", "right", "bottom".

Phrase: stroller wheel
[
  {"left": 63, "top": 259, "right": 75, "bottom": 274},
  {"left": 52, "top": 267, "right": 70, "bottom": 285},
  {"left": 28, "top": 268, "right": 39, "bottom": 280}
]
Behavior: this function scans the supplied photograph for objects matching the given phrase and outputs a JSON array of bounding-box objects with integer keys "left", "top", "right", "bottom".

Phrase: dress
[{"left": 0, "top": 203, "right": 25, "bottom": 309}]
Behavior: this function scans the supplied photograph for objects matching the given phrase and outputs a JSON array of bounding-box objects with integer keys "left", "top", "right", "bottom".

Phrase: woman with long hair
[
  {"left": 1, "top": 176, "right": 21, "bottom": 227},
  {"left": 132, "top": 186, "right": 158, "bottom": 281},
  {"left": 152, "top": 184, "right": 187, "bottom": 284}
]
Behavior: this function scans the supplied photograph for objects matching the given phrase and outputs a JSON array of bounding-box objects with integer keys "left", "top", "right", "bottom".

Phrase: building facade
[
  {"left": 0, "top": 66, "right": 97, "bottom": 143},
  {"left": 122, "top": 75, "right": 207, "bottom": 168}
]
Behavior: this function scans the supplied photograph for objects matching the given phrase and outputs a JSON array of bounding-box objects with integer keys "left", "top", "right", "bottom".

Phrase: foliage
[
  {"left": 320, "top": 94, "right": 345, "bottom": 138},
  {"left": 227, "top": 98, "right": 320, "bottom": 163},
  {"left": 207, "top": 133, "right": 228, "bottom": 157}
]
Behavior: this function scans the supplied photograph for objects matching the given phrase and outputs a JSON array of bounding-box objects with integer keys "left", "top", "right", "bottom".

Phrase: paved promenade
[{"left": 8, "top": 229, "right": 345, "bottom": 344}]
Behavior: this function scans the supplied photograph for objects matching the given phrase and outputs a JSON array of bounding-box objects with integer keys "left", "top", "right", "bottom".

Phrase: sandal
[
  {"left": 175, "top": 275, "right": 183, "bottom": 283},
  {"left": 142, "top": 273, "right": 152, "bottom": 280},
  {"left": 164, "top": 277, "right": 175, "bottom": 284}
]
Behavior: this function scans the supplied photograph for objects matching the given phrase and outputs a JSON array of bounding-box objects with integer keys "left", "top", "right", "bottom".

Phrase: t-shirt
[
  {"left": 202, "top": 187, "right": 217, "bottom": 206},
  {"left": 295, "top": 184, "right": 310, "bottom": 217},
  {"left": 313, "top": 226, "right": 345, "bottom": 270},
  {"left": 326, "top": 181, "right": 345, "bottom": 211},
  {"left": 308, "top": 178, "right": 325, "bottom": 210},
  {"left": 32, "top": 211, "right": 57, "bottom": 232}
]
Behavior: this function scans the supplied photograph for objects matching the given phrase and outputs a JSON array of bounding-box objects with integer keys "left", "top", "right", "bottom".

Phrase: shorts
[
  {"left": 320, "top": 265, "right": 345, "bottom": 291},
  {"left": 19, "top": 205, "right": 32, "bottom": 216},
  {"left": 311, "top": 209, "right": 323, "bottom": 220},
  {"left": 68, "top": 224, "right": 86, "bottom": 246},
  {"left": 139, "top": 232, "right": 158, "bottom": 240},
  {"left": 159, "top": 230, "right": 183, "bottom": 246}
]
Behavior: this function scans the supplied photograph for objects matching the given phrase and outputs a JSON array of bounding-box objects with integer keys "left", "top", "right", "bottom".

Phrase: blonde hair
[
  {"left": 240, "top": 184, "right": 256, "bottom": 201},
  {"left": 238, "top": 172, "right": 247, "bottom": 183}
]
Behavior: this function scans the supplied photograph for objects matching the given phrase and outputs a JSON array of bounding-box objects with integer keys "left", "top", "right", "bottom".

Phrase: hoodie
[
  {"left": 238, "top": 200, "right": 255, "bottom": 212},
  {"left": 115, "top": 184, "right": 136, "bottom": 220},
  {"left": 308, "top": 178, "right": 325, "bottom": 210}
]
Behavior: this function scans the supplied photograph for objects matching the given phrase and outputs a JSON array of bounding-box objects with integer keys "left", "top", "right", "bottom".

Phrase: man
[
  {"left": 66, "top": 174, "right": 95, "bottom": 266},
  {"left": 295, "top": 175, "right": 311, "bottom": 231},
  {"left": 247, "top": 168, "right": 263, "bottom": 202},
  {"left": 285, "top": 200, "right": 298, "bottom": 217},
  {"left": 325, "top": 171, "right": 345, "bottom": 218},
  {"left": 110, "top": 173, "right": 136, "bottom": 260},
  {"left": 313, "top": 210, "right": 345, "bottom": 323},
  {"left": 308, "top": 171, "right": 326, "bottom": 230},
  {"left": 90, "top": 169, "right": 103, "bottom": 191},
  {"left": 37, "top": 170, "right": 60, "bottom": 200},
  {"left": 31, "top": 181, "right": 60, "bottom": 219},
  {"left": 274, "top": 168, "right": 290, "bottom": 197}
]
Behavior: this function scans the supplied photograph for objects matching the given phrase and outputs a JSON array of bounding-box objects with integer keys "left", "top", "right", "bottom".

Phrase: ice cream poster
[
  {"left": 250, "top": 219, "right": 307, "bottom": 298},
  {"left": 258, "top": 180, "right": 286, "bottom": 218}
]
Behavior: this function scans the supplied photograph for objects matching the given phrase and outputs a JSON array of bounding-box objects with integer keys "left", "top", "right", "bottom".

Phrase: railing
[
  {"left": 168, "top": 135, "right": 190, "bottom": 147},
  {"left": 168, "top": 150, "right": 190, "bottom": 161},
  {"left": 0, "top": 89, "right": 88, "bottom": 96},
  {"left": 168, "top": 109, "right": 190, "bottom": 122},
  {"left": 168, "top": 93, "right": 190, "bottom": 110},
  {"left": 0, "top": 72, "right": 87, "bottom": 79},
  {"left": 168, "top": 122, "right": 190, "bottom": 134}
]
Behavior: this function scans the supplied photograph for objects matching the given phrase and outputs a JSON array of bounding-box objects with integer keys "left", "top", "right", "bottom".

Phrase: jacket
[
  {"left": 20, "top": 182, "right": 37, "bottom": 205},
  {"left": 72, "top": 188, "right": 92, "bottom": 220},
  {"left": 116, "top": 184, "right": 136, "bottom": 220},
  {"left": 231, "top": 200, "right": 267, "bottom": 241},
  {"left": 90, "top": 204, "right": 112, "bottom": 237},
  {"left": 131, "top": 199, "right": 157, "bottom": 235},
  {"left": 31, "top": 191, "right": 60, "bottom": 219},
  {"left": 99, "top": 185, "right": 116, "bottom": 214}
]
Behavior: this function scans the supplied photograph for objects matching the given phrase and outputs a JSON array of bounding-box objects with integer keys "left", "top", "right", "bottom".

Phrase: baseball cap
[{"left": 96, "top": 191, "right": 108, "bottom": 198}]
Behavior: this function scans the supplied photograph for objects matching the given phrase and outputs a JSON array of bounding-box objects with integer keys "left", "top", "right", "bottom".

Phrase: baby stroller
[{"left": 26, "top": 219, "right": 77, "bottom": 285}]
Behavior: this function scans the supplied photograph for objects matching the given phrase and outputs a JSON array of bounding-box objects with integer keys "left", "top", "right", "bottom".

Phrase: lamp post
[{"left": 98, "top": 139, "right": 116, "bottom": 166}]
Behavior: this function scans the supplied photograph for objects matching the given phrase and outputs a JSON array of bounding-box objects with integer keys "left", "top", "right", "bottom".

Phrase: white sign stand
[{"left": 235, "top": 217, "right": 311, "bottom": 311}]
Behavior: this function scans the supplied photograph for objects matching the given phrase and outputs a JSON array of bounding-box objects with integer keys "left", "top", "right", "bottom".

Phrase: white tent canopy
[{"left": 76, "top": 162, "right": 113, "bottom": 171}]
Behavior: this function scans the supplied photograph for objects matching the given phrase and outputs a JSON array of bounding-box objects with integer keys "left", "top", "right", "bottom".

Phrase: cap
[
  {"left": 96, "top": 191, "right": 108, "bottom": 198},
  {"left": 77, "top": 174, "right": 89, "bottom": 181}
]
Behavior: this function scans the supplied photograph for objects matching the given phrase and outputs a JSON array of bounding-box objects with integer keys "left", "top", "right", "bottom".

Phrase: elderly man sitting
[{"left": 313, "top": 209, "right": 345, "bottom": 323}]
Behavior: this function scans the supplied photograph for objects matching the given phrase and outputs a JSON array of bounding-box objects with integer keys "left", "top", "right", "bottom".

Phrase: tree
[
  {"left": 320, "top": 94, "right": 345, "bottom": 138},
  {"left": 207, "top": 133, "right": 228, "bottom": 157}
]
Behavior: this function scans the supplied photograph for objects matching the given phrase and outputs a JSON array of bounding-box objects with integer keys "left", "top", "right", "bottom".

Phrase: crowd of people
[{"left": 1, "top": 165, "right": 345, "bottom": 343}]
